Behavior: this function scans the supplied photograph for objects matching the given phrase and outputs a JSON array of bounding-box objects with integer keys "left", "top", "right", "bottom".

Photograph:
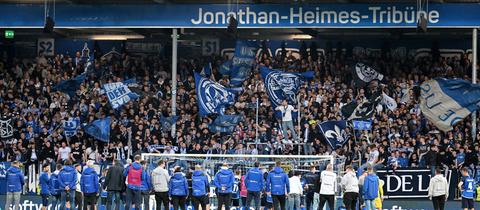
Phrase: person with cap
[
  {"left": 58, "top": 160, "right": 77, "bottom": 210},
  {"left": 266, "top": 161, "right": 290, "bottom": 210},
  {"left": 151, "top": 159, "right": 170, "bottom": 210},
  {"left": 124, "top": 155, "right": 148, "bottom": 210},
  {"left": 191, "top": 164, "right": 210, "bottom": 210},
  {"left": 428, "top": 168, "right": 449, "bottom": 210},
  {"left": 50, "top": 163, "right": 63, "bottom": 210},
  {"left": 39, "top": 164, "right": 51, "bottom": 210},
  {"left": 362, "top": 166, "right": 379, "bottom": 210},
  {"left": 303, "top": 165, "right": 320, "bottom": 210},
  {"left": 318, "top": 164, "right": 336, "bottom": 210},
  {"left": 74, "top": 163, "right": 83, "bottom": 210},
  {"left": 341, "top": 165, "right": 359, "bottom": 210},
  {"left": 5, "top": 160, "right": 25, "bottom": 210},
  {"left": 214, "top": 163, "right": 235, "bottom": 210},
  {"left": 245, "top": 161, "right": 264, "bottom": 210},
  {"left": 105, "top": 160, "right": 126, "bottom": 210},
  {"left": 169, "top": 166, "right": 189, "bottom": 210},
  {"left": 80, "top": 160, "right": 99, "bottom": 210}
]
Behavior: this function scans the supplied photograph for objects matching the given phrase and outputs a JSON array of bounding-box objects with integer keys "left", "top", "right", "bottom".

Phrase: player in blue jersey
[
  {"left": 232, "top": 169, "right": 242, "bottom": 207},
  {"left": 458, "top": 167, "right": 476, "bottom": 210}
]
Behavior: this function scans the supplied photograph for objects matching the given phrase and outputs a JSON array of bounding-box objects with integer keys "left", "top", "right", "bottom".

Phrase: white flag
[{"left": 382, "top": 92, "right": 397, "bottom": 111}]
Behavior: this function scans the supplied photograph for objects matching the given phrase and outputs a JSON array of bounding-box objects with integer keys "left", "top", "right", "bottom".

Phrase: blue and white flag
[
  {"left": 54, "top": 74, "right": 86, "bottom": 98},
  {"left": 260, "top": 66, "right": 314, "bottom": 107},
  {"left": 200, "top": 63, "right": 212, "bottom": 77},
  {"left": 159, "top": 115, "right": 178, "bottom": 132},
  {"left": 209, "top": 115, "right": 242, "bottom": 133},
  {"left": 219, "top": 60, "right": 233, "bottom": 76},
  {"left": 353, "top": 63, "right": 384, "bottom": 87},
  {"left": 420, "top": 78, "right": 480, "bottom": 131},
  {"left": 318, "top": 120, "right": 348, "bottom": 149},
  {"left": 352, "top": 120, "right": 372, "bottom": 131},
  {"left": 84, "top": 117, "right": 110, "bottom": 143},
  {"left": 63, "top": 119, "right": 80, "bottom": 137},
  {"left": 230, "top": 40, "right": 257, "bottom": 86},
  {"left": 195, "top": 72, "right": 237, "bottom": 116},
  {"left": 381, "top": 92, "right": 397, "bottom": 111},
  {"left": 102, "top": 81, "right": 139, "bottom": 109}
]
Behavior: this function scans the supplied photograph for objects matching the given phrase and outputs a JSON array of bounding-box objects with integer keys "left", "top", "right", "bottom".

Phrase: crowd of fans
[{"left": 0, "top": 42, "right": 479, "bottom": 176}]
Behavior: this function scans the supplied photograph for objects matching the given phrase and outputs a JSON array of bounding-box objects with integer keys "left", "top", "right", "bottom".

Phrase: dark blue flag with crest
[
  {"left": 230, "top": 40, "right": 257, "bottom": 86},
  {"left": 63, "top": 119, "right": 80, "bottom": 137},
  {"left": 84, "top": 117, "right": 110, "bottom": 143},
  {"left": 260, "top": 66, "right": 314, "bottom": 108},
  {"left": 318, "top": 120, "right": 348, "bottom": 149},
  {"left": 195, "top": 72, "right": 237, "bottom": 116},
  {"left": 209, "top": 115, "right": 242, "bottom": 133},
  {"left": 54, "top": 74, "right": 87, "bottom": 98},
  {"left": 159, "top": 115, "right": 178, "bottom": 132}
]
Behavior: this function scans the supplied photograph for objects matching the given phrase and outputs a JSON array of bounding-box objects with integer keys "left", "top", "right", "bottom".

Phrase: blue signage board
[
  {"left": 0, "top": 4, "right": 479, "bottom": 28},
  {"left": 352, "top": 120, "right": 372, "bottom": 130}
]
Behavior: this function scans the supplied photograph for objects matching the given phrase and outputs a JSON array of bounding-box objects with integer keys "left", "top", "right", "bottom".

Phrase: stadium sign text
[
  {"left": 191, "top": 6, "right": 439, "bottom": 26},
  {"left": 0, "top": 3, "right": 480, "bottom": 28}
]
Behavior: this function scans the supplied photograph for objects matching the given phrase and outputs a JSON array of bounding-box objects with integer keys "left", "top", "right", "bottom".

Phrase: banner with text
[{"left": 1, "top": 4, "right": 480, "bottom": 28}]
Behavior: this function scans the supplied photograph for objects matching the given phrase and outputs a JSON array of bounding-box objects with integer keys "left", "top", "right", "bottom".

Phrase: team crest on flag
[
  {"left": 63, "top": 119, "right": 79, "bottom": 137},
  {"left": 354, "top": 63, "right": 384, "bottom": 86},
  {"left": 260, "top": 67, "right": 314, "bottom": 107},
  {"left": 318, "top": 120, "right": 348, "bottom": 149},
  {"left": 0, "top": 117, "right": 13, "bottom": 139},
  {"left": 195, "top": 73, "right": 237, "bottom": 116}
]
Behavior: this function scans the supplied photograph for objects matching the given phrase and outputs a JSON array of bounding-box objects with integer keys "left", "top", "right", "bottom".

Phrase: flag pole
[
  {"left": 171, "top": 28, "right": 178, "bottom": 139},
  {"left": 255, "top": 97, "right": 259, "bottom": 150},
  {"left": 297, "top": 94, "right": 301, "bottom": 155},
  {"left": 472, "top": 28, "right": 477, "bottom": 142}
]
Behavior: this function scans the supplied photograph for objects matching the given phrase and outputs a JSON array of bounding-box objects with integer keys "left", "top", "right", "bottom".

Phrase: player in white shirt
[
  {"left": 319, "top": 164, "right": 336, "bottom": 210},
  {"left": 341, "top": 165, "right": 359, "bottom": 210},
  {"left": 275, "top": 100, "right": 299, "bottom": 142}
]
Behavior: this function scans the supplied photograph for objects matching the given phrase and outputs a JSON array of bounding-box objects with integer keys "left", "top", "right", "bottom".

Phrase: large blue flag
[
  {"left": 195, "top": 72, "right": 237, "bottom": 116},
  {"left": 54, "top": 74, "right": 86, "bottom": 98},
  {"left": 84, "top": 117, "right": 110, "bottom": 142},
  {"left": 230, "top": 40, "right": 257, "bottom": 86},
  {"left": 260, "top": 66, "right": 314, "bottom": 107},
  {"left": 102, "top": 80, "right": 139, "bottom": 109},
  {"left": 318, "top": 120, "right": 348, "bottom": 149},
  {"left": 420, "top": 78, "right": 480, "bottom": 131},
  {"left": 219, "top": 60, "right": 233, "bottom": 76},
  {"left": 159, "top": 115, "right": 178, "bottom": 132},
  {"left": 209, "top": 115, "right": 242, "bottom": 133}
]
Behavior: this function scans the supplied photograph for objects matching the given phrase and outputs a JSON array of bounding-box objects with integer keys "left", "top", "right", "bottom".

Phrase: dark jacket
[
  {"left": 59, "top": 165, "right": 77, "bottom": 190},
  {"left": 105, "top": 162, "right": 126, "bottom": 192},
  {"left": 6, "top": 166, "right": 25, "bottom": 192},
  {"left": 303, "top": 171, "right": 320, "bottom": 193},
  {"left": 81, "top": 167, "right": 99, "bottom": 194}
]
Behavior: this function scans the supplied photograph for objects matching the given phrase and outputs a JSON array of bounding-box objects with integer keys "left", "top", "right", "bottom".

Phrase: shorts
[
  {"left": 192, "top": 195, "right": 210, "bottom": 205},
  {"left": 41, "top": 194, "right": 49, "bottom": 206},
  {"left": 462, "top": 198, "right": 474, "bottom": 209},
  {"left": 84, "top": 193, "right": 98, "bottom": 206}
]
